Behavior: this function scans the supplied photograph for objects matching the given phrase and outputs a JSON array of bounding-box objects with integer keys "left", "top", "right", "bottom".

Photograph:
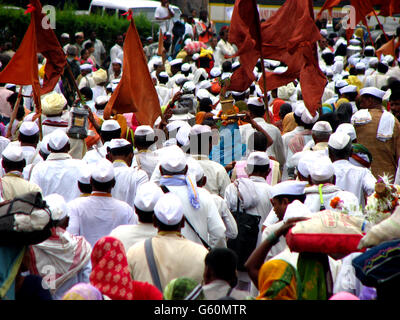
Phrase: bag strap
[
  {"left": 144, "top": 238, "right": 163, "bottom": 292},
  {"left": 160, "top": 185, "right": 211, "bottom": 251},
  {"left": 318, "top": 184, "right": 326, "bottom": 211},
  {"left": 226, "top": 287, "right": 234, "bottom": 297}
]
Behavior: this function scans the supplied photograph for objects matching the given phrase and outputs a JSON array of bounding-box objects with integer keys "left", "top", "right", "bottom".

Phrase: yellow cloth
[
  {"left": 335, "top": 98, "right": 349, "bottom": 109},
  {"left": 346, "top": 75, "right": 363, "bottom": 92},
  {"left": 256, "top": 259, "right": 299, "bottom": 300},
  {"left": 199, "top": 48, "right": 213, "bottom": 60},
  {"left": 282, "top": 112, "right": 297, "bottom": 135}
]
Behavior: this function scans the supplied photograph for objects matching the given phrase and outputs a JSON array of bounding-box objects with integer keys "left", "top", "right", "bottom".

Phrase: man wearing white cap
[
  {"left": 155, "top": 72, "right": 173, "bottom": 108},
  {"left": 110, "top": 182, "right": 162, "bottom": 251},
  {"left": 126, "top": 192, "right": 209, "bottom": 291},
  {"left": 156, "top": 145, "right": 226, "bottom": 249},
  {"left": 83, "top": 120, "right": 121, "bottom": 164},
  {"left": 131, "top": 126, "right": 159, "bottom": 179},
  {"left": 352, "top": 87, "right": 400, "bottom": 178},
  {"left": 29, "top": 194, "right": 92, "bottom": 300},
  {"left": 240, "top": 97, "right": 286, "bottom": 169},
  {"left": 67, "top": 158, "right": 137, "bottom": 247},
  {"left": 328, "top": 131, "right": 376, "bottom": 207},
  {"left": 109, "top": 58, "right": 122, "bottom": 82},
  {"left": 303, "top": 121, "right": 332, "bottom": 152},
  {"left": 18, "top": 121, "right": 43, "bottom": 167},
  {"left": 77, "top": 64, "right": 95, "bottom": 90},
  {"left": 0, "top": 143, "right": 42, "bottom": 200},
  {"left": 30, "top": 129, "right": 86, "bottom": 202},
  {"left": 187, "top": 125, "right": 231, "bottom": 197},
  {"left": 107, "top": 138, "right": 149, "bottom": 208},
  {"left": 93, "top": 95, "right": 109, "bottom": 120}
]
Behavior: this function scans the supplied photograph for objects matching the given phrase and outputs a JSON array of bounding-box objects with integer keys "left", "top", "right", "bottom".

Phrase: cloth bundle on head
[
  {"left": 92, "top": 69, "right": 107, "bottom": 85},
  {"left": 277, "top": 83, "right": 296, "bottom": 101},
  {"left": 329, "top": 190, "right": 363, "bottom": 216},
  {"left": 91, "top": 158, "right": 114, "bottom": 183},
  {"left": 101, "top": 120, "right": 120, "bottom": 132},
  {"left": 134, "top": 182, "right": 163, "bottom": 212},
  {"left": 41, "top": 92, "right": 67, "bottom": 116},
  {"left": 256, "top": 259, "right": 301, "bottom": 300},
  {"left": 48, "top": 129, "right": 69, "bottom": 151},
  {"left": 2, "top": 143, "right": 24, "bottom": 162},
  {"left": 154, "top": 192, "right": 184, "bottom": 226}
]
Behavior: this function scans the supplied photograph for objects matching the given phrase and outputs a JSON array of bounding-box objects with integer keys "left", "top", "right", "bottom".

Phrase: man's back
[
  {"left": 1, "top": 173, "right": 42, "bottom": 201},
  {"left": 126, "top": 232, "right": 208, "bottom": 291},
  {"left": 67, "top": 194, "right": 136, "bottom": 247}
]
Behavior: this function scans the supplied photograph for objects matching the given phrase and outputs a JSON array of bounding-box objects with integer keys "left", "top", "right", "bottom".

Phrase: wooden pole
[
  {"left": 260, "top": 55, "right": 271, "bottom": 123},
  {"left": 6, "top": 86, "right": 24, "bottom": 139},
  {"left": 372, "top": 9, "right": 389, "bottom": 43},
  {"left": 65, "top": 62, "right": 84, "bottom": 102}
]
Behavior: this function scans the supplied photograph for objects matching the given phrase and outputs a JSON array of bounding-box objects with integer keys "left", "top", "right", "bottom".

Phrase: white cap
[
  {"left": 170, "top": 58, "right": 183, "bottom": 66},
  {"left": 134, "top": 182, "right": 164, "bottom": 212},
  {"left": 78, "top": 164, "right": 92, "bottom": 184},
  {"left": 45, "top": 194, "right": 68, "bottom": 221},
  {"left": 320, "top": 29, "right": 328, "bottom": 37},
  {"left": 80, "top": 64, "right": 92, "bottom": 71},
  {"left": 101, "top": 120, "right": 120, "bottom": 132},
  {"left": 339, "top": 85, "right": 358, "bottom": 95},
  {"left": 247, "top": 97, "right": 264, "bottom": 107},
  {"left": 182, "top": 81, "right": 196, "bottom": 92},
  {"left": 322, "top": 49, "right": 333, "bottom": 56},
  {"left": 349, "top": 39, "right": 361, "bottom": 46},
  {"left": 326, "top": 67, "right": 333, "bottom": 76},
  {"left": 271, "top": 180, "right": 307, "bottom": 198},
  {"left": 20, "top": 121, "right": 39, "bottom": 136},
  {"left": 336, "top": 123, "right": 356, "bottom": 142},
  {"left": 192, "top": 53, "right": 200, "bottom": 61},
  {"left": 181, "top": 63, "right": 191, "bottom": 72},
  {"left": 91, "top": 158, "right": 114, "bottom": 183},
  {"left": 39, "top": 134, "right": 51, "bottom": 155},
  {"left": 360, "top": 87, "right": 386, "bottom": 100},
  {"left": 166, "top": 120, "right": 190, "bottom": 133},
  {"left": 75, "top": 32, "right": 84, "bottom": 37},
  {"left": 210, "top": 67, "right": 221, "bottom": 78},
  {"left": 2, "top": 143, "right": 24, "bottom": 162},
  {"left": 328, "top": 131, "right": 351, "bottom": 150},
  {"left": 335, "top": 80, "right": 348, "bottom": 88},
  {"left": 160, "top": 145, "right": 187, "bottom": 172},
  {"left": 48, "top": 129, "right": 69, "bottom": 151},
  {"left": 301, "top": 108, "right": 319, "bottom": 125},
  {"left": 174, "top": 74, "right": 187, "bottom": 85},
  {"left": 95, "top": 95, "right": 109, "bottom": 105},
  {"left": 188, "top": 158, "right": 205, "bottom": 182},
  {"left": 112, "top": 58, "right": 122, "bottom": 65},
  {"left": 312, "top": 121, "right": 332, "bottom": 133},
  {"left": 297, "top": 153, "right": 317, "bottom": 178},
  {"left": 189, "top": 124, "right": 212, "bottom": 135},
  {"left": 247, "top": 151, "right": 269, "bottom": 166},
  {"left": 109, "top": 138, "right": 131, "bottom": 150},
  {"left": 154, "top": 193, "right": 184, "bottom": 226},
  {"left": 176, "top": 123, "right": 191, "bottom": 146},
  {"left": 196, "top": 88, "right": 211, "bottom": 100},
  {"left": 232, "top": 61, "right": 240, "bottom": 69},
  {"left": 355, "top": 62, "right": 366, "bottom": 70},
  {"left": 61, "top": 33, "right": 70, "bottom": 38},
  {"left": 135, "top": 125, "right": 154, "bottom": 137},
  {"left": 198, "top": 80, "right": 212, "bottom": 90},
  {"left": 309, "top": 156, "right": 334, "bottom": 181},
  {"left": 369, "top": 57, "right": 379, "bottom": 66},
  {"left": 158, "top": 71, "right": 169, "bottom": 78}
]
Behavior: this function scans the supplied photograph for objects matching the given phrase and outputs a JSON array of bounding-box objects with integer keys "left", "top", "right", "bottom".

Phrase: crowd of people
[{"left": 0, "top": 0, "right": 400, "bottom": 301}]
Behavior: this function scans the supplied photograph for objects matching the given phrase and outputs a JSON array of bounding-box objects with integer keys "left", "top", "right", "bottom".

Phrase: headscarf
[
  {"left": 90, "top": 236, "right": 163, "bottom": 300},
  {"left": 256, "top": 259, "right": 301, "bottom": 300},
  {"left": 62, "top": 283, "right": 103, "bottom": 300},
  {"left": 321, "top": 103, "right": 333, "bottom": 114},
  {"left": 163, "top": 277, "right": 205, "bottom": 300},
  {"left": 350, "top": 143, "right": 372, "bottom": 168},
  {"left": 272, "top": 98, "right": 286, "bottom": 122},
  {"left": 335, "top": 98, "right": 349, "bottom": 109},
  {"left": 296, "top": 252, "right": 333, "bottom": 300},
  {"left": 282, "top": 112, "right": 297, "bottom": 134}
]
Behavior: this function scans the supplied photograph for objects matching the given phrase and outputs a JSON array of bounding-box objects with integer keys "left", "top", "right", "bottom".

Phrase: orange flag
[
  {"left": 376, "top": 38, "right": 396, "bottom": 61},
  {"left": 0, "top": 13, "right": 41, "bottom": 110},
  {"left": 317, "top": 0, "right": 342, "bottom": 20},
  {"left": 104, "top": 17, "right": 162, "bottom": 126}
]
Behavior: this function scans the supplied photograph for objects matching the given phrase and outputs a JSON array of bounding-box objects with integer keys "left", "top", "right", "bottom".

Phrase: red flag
[
  {"left": 0, "top": 14, "right": 41, "bottom": 109},
  {"left": 317, "top": 0, "right": 342, "bottom": 20},
  {"left": 227, "top": 0, "right": 262, "bottom": 91},
  {"left": 259, "top": 0, "right": 326, "bottom": 116},
  {"left": 379, "top": 0, "right": 400, "bottom": 16},
  {"left": 30, "top": 0, "right": 66, "bottom": 95},
  {"left": 103, "top": 19, "right": 162, "bottom": 126}
]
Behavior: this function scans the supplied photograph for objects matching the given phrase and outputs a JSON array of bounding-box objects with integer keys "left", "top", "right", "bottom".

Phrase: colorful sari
[{"left": 256, "top": 259, "right": 301, "bottom": 300}]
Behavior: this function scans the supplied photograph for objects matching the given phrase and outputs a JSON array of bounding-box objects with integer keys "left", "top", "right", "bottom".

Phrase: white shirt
[
  {"left": 164, "top": 185, "right": 226, "bottom": 248},
  {"left": 91, "top": 85, "right": 107, "bottom": 103},
  {"left": 154, "top": 5, "right": 174, "bottom": 35},
  {"left": 82, "top": 142, "right": 109, "bottom": 165},
  {"left": 111, "top": 160, "right": 149, "bottom": 208},
  {"left": 332, "top": 159, "right": 376, "bottom": 207},
  {"left": 203, "top": 280, "right": 248, "bottom": 300},
  {"left": 155, "top": 84, "right": 173, "bottom": 107},
  {"left": 78, "top": 75, "right": 95, "bottom": 89},
  {"left": 304, "top": 184, "right": 345, "bottom": 213},
  {"left": 215, "top": 39, "right": 236, "bottom": 67},
  {"left": 131, "top": 150, "right": 159, "bottom": 179},
  {"left": 67, "top": 193, "right": 137, "bottom": 248},
  {"left": 30, "top": 153, "right": 85, "bottom": 202},
  {"left": 110, "top": 44, "right": 123, "bottom": 64},
  {"left": 210, "top": 192, "right": 238, "bottom": 240}
]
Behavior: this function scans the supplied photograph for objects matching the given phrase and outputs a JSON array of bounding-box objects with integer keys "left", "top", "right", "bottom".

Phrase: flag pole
[
  {"left": 372, "top": 9, "right": 389, "bottom": 43},
  {"left": 6, "top": 86, "right": 24, "bottom": 139}
]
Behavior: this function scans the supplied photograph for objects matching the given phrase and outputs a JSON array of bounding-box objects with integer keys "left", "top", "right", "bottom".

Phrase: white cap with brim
[
  {"left": 48, "top": 129, "right": 69, "bottom": 151},
  {"left": 196, "top": 89, "right": 211, "bottom": 100},
  {"left": 170, "top": 58, "right": 183, "bottom": 66},
  {"left": 91, "top": 158, "right": 114, "bottom": 183},
  {"left": 45, "top": 194, "right": 68, "bottom": 220},
  {"left": 360, "top": 87, "right": 385, "bottom": 100},
  {"left": 20, "top": 121, "right": 39, "bottom": 136},
  {"left": 328, "top": 131, "right": 351, "bottom": 150},
  {"left": 160, "top": 145, "right": 187, "bottom": 173},
  {"left": 271, "top": 180, "right": 307, "bottom": 198},
  {"left": 80, "top": 64, "right": 93, "bottom": 71},
  {"left": 135, "top": 125, "right": 154, "bottom": 137},
  {"left": 134, "top": 182, "right": 164, "bottom": 212},
  {"left": 109, "top": 138, "right": 130, "bottom": 150},
  {"left": 247, "top": 97, "right": 264, "bottom": 107},
  {"left": 312, "top": 121, "right": 332, "bottom": 133},
  {"left": 340, "top": 85, "right": 358, "bottom": 95},
  {"left": 247, "top": 151, "right": 269, "bottom": 166},
  {"left": 210, "top": 67, "right": 221, "bottom": 78},
  {"left": 182, "top": 81, "right": 196, "bottom": 92},
  {"left": 154, "top": 193, "right": 184, "bottom": 226},
  {"left": 101, "top": 120, "right": 120, "bottom": 132},
  {"left": 2, "top": 143, "right": 24, "bottom": 162},
  {"left": 336, "top": 123, "right": 357, "bottom": 142},
  {"left": 335, "top": 80, "right": 348, "bottom": 88},
  {"left": 309, "top": 156, "right": 334, "bottom": 181}
]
